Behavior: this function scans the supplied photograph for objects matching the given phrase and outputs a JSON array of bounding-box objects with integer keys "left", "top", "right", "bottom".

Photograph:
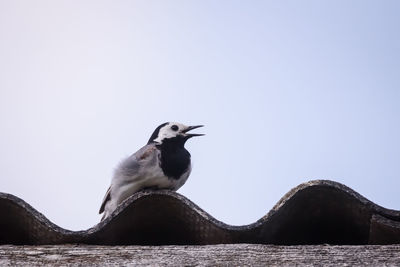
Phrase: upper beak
[{"left": 182, "top": 125, "right": 205, "bottom": 138}]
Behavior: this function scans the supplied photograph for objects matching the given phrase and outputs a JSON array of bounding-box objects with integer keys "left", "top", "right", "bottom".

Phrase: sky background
[{"left": 0, "top": 1, "right": 399, "bottom": 231}]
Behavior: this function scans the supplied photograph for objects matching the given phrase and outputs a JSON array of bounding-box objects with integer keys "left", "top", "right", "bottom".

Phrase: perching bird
[{"left": 99, "top": 122, "right": 204, "bottom": 220}]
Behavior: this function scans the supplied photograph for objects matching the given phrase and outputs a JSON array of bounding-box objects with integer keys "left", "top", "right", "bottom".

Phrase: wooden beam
[{"left": 1, "top": 244, "right": 400, "bottom": 266}]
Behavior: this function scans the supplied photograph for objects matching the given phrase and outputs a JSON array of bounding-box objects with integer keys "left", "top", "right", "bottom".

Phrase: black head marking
[{"left": 147, "top": 122, "right": 168, "bottom": 144}]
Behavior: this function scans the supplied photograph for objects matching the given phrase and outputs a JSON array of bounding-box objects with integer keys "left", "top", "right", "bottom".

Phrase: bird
[{"left": 99, "top": 122, "right": 204, "bottom": 220}]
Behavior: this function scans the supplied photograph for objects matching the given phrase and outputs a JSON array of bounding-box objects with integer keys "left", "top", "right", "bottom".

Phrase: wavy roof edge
[{"left": 1, "top": 180, "right": 399, "bottom": 245}]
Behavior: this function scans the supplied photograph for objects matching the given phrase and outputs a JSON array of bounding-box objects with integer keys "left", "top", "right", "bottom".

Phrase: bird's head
[{"left": 147, "top": 122, "right": 204, "bottom": 145}]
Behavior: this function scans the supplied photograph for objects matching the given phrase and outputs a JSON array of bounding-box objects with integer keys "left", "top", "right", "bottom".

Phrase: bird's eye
[{"left": 171, "top": 125, "right": 179, "bottom": 131}]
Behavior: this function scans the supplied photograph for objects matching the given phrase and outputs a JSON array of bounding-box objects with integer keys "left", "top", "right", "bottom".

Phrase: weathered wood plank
[{"left": 1, "top": 244, "right": 400, "bottom": 266}]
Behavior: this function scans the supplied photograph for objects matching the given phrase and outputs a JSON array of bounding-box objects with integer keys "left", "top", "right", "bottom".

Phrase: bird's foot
[{"left": 140, "top": 186, "right": 159, "bottom": 192}]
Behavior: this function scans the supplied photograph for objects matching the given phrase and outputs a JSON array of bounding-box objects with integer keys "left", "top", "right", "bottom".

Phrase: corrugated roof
[{"left": 1, "top": 180, "right": 399, "bottom": 245}]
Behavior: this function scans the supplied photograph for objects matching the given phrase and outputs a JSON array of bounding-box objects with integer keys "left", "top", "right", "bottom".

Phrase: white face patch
[{"left": 153, "top": 122, "right": 188, "bottom": 144}]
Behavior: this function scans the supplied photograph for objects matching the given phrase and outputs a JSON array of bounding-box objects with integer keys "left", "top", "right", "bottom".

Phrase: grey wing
[
  {"left": 99, "top": 144, "right": 159, "bottom": 214},
  {"left": 116, "top": 144, "right": 157, "bottom": 177},
  {"left": 134, "top": 144, "right": 158, "bottom": 162},
  {"left": 99, "top": 186, "right": 111, "bottom": 214}
]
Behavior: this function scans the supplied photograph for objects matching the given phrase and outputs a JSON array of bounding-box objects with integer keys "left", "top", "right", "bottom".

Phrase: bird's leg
[{"left": 140, "top": 186, "right": 159, "bottom": 192}]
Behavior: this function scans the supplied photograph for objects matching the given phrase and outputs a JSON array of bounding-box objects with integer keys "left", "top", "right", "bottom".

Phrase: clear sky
[{"left": 1, "top": 1, "right": 399, "bottom": 231}]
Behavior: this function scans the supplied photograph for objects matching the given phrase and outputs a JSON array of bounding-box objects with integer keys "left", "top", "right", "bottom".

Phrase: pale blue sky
[{"left": 1, "top": 1, "right": 399, "bottom": 230}]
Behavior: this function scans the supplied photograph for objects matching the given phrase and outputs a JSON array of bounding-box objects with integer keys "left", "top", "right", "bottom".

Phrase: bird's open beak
[{"left": 182, "top": 125, "right": 205, "bottom": 138}]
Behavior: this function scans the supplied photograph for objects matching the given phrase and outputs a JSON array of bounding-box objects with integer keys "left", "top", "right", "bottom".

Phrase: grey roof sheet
[{"left": 1, "top": 180, "right": 399, "bottom": 245}]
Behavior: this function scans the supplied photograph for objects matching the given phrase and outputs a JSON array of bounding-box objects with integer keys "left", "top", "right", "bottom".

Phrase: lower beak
[{"left": 182, "top": 125, "right": 205, "bottom": 138}]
